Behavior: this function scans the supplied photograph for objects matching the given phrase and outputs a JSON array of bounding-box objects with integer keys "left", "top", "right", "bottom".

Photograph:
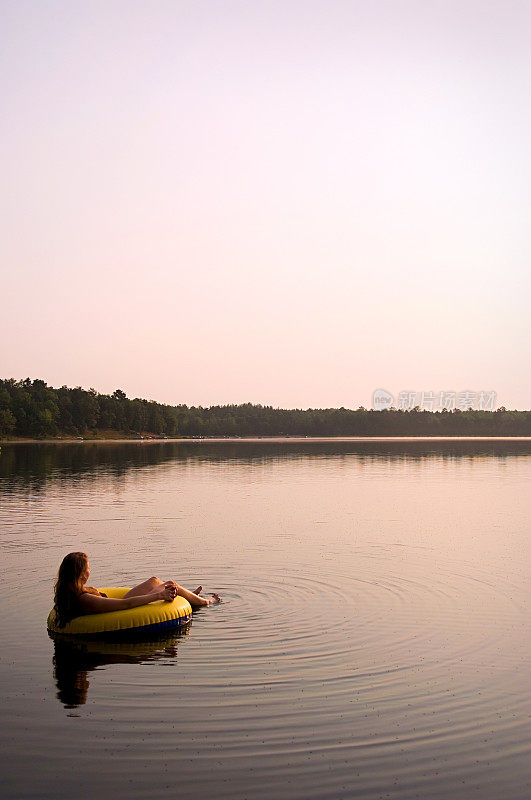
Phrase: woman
[{"left": 53, "top": 552, "right": 219, "bottom": 629}]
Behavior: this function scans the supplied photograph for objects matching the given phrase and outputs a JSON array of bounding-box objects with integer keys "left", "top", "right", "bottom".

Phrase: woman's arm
[{"left": 78, "top": 584, "right": 175, "bottom": 614}]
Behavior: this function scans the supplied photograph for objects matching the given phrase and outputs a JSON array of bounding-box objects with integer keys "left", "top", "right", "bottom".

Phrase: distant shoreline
[
  {"left": 3, "top": 435, "right": 531, "bottom": 444},
  {"left": 2, "top": 379, "right": 530, "bottom": 439}
]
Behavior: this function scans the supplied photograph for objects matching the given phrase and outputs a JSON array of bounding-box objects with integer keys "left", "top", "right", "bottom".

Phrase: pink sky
[{"left": 1, "top": 1, "right": 530, "bottom": 409}]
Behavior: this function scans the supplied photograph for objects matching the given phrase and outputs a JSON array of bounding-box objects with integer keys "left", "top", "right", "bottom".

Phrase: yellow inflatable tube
[{"left": 47, "top": 587, "right": 193, "bottom": 636}]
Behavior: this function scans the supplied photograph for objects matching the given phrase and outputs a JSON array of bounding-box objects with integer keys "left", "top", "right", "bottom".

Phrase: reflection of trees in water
[
  {"left": 0, "top": 443, "right": 182, "bottom": 495},
  {"left": 2, "top": 439, "right": 530, "bottom": 496},
  {"left": 51, "top": 626, "right": 190, "bottom": 709}
]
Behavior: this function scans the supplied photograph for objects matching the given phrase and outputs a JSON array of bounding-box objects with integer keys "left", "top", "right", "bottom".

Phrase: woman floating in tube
[{"left": 53, "top": 551, "right": 220, "bottom": 629}]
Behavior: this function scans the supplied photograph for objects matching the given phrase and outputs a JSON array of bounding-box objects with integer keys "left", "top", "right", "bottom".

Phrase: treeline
[{"left": 1, "top": 378, "right": 530, "bottom": 438}]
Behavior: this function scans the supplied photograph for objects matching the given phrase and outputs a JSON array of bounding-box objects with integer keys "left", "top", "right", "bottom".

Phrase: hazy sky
[{"left": 1, "top": 0, "right": 530, "bottom": 409}]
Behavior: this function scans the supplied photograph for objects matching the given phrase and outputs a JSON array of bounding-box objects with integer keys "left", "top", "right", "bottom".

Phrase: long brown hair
[{"left": 54, "top": 552, "right": 88, "bottom": 628}]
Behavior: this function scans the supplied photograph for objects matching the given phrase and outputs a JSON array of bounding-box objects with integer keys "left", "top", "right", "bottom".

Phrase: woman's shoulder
[
  {"left": 82, "top": 586, "right": 107, "bottom": 597},
  {"left": 78, "top": 588, "right": 108, "bottom": 607}
]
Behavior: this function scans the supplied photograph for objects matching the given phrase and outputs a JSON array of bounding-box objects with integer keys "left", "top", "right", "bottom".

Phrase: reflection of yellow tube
[
  {"left": 47, "top": 587, "right": 193, "bottom": 636},
  {"left": 52, "top": 626, "right": 190, "bottom": 708}
]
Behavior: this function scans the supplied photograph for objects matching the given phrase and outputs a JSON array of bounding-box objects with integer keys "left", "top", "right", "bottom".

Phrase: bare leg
[
  {"left": 124, "top": 577, "right": 219, "bottom": 608},
  {"left": 123, "top": 576, "right": 163, "bottom": 598},
  {"left": 173, "top": 583, "right": 212, "bottom": 609}
]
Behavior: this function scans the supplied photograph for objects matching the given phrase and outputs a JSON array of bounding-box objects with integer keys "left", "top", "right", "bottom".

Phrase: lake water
[{"left": 1, "top": 439, "right": 530, "bottom": 800}]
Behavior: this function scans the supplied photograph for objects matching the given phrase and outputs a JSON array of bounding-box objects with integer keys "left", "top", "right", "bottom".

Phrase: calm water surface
[{"left": 1, "top": 439, "right": 530, "bottom": 800}]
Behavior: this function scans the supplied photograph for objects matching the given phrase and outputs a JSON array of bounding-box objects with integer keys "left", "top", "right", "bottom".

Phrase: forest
[{"left": 0, "top": 378, "right": 529, "bottom": 438}]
